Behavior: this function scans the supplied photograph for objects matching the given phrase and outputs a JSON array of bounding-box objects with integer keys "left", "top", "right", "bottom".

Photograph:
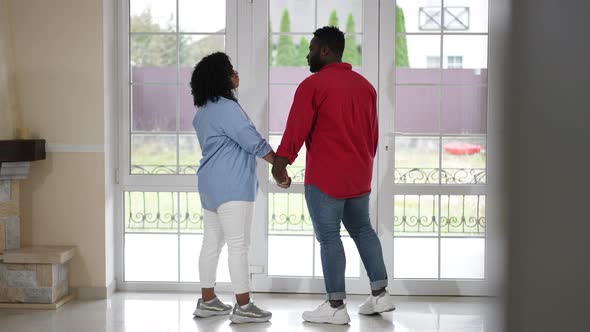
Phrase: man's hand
[
  {"left": 277, "top": 169, "right": 291, "bottom": 188},
  {"left": 272, "top": 156, "right": 291, "bottom": 188}
]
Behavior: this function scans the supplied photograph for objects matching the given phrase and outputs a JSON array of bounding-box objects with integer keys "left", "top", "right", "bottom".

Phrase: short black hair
[
  {"left": 190, "top": 52, "right": 236, "bottom": 107},
  {"left": 313, "top": 26, "right": 345, "bottom": 58}
]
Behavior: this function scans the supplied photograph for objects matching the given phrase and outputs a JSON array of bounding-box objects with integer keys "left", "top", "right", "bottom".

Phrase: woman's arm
[{"left": 262, "top": 150, "right": 276, "bottom": 164}]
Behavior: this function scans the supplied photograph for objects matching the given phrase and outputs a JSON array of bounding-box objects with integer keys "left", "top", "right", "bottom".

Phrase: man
[{"left": 272, "top": 26, "right": 396, "bottom": 325}]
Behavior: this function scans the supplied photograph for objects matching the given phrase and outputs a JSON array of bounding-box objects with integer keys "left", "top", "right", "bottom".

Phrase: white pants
[{"left": 199, "top": 201, "right": 253, "bottom": 295}]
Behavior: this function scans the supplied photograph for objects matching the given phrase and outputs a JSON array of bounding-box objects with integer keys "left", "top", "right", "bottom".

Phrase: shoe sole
[
  {"left": 229, "top": 314, "right": 272, "bottom": 324},
  {"left": 359, "top": 306, "right": 396, "bottom": 316},
  {"left": 193, "top": 308, "right": 232, "bottom": 318},
  {"left": 302, "top": 315, "right": 351, "bottom": 325}
]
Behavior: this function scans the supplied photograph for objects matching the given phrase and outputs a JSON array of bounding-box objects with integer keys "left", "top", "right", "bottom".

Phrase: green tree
[
  {"left": 181, "top": 34, "right": 225, "bottom": 66},
  {"left": 130, "top": 9, "right": 224, "bottom": 68},
  {"left": 296, "top": 36, "right": 310, "bottom": 66},
  {"left": 276, "top": 9, "right": 299, "bottom": 66},
  {"left": 130, "top": 9, "right": 177, "bottom": 66},
  {"left": 343, "top": 13, "right": 361, "bottom": 66},
  {"left": 396, "top": 6, "right": 410, "bottom": 67},
  {"left": 328, "top": 10, "right": 339, "bottom": 27}
]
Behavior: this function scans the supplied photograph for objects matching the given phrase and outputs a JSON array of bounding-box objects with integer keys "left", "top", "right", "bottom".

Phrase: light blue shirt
[{"left": 193, "top": 97, "right": 272, "bottom": 211}]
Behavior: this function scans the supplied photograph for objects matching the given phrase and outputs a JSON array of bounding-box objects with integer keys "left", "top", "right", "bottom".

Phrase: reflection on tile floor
[{"left": 0, "top": 292, "right": 502, "bottom": 332}]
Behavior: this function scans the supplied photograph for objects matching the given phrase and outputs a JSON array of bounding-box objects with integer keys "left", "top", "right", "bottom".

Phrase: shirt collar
[{"left": 320, "top": 62, "right": 352, "bottom": 72}]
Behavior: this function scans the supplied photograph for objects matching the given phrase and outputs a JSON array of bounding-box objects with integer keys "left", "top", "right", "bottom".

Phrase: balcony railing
[{"left": 126, "top": 192, "right": 485, "bottom": 236}]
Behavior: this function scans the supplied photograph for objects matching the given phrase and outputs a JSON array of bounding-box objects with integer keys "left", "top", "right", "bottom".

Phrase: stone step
[
  {"left": 2, "top": 246, "right": 75, "bottom": 264},
  {"left": 0, "top": 246, "right": 75, "bottom": 305}
]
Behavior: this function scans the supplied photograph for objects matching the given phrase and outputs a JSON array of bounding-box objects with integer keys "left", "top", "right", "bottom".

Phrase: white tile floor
[{"left": 0, "top": 292, "right": 501, "bottom": 332}]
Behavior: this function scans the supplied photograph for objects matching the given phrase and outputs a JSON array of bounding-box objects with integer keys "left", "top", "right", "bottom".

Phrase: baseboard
[{"left": 75, "top": 279, "right": 117, "bottom": 300}]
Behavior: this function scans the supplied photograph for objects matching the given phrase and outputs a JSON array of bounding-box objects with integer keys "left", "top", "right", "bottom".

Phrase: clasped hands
[{"left": 272, "top": 156, "right": 292, "bottom": 189}]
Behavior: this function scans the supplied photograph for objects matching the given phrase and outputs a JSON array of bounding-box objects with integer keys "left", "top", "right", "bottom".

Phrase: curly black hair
[
  {"left": 190, "top": 52, "right": 237, "bottom": 107},
  {"left": 313, "top": 26, "right": 345, "bottom": 58}
]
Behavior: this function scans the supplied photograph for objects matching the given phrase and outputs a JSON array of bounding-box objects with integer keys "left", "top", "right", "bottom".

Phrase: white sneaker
[
  {"left": 302, "top": 301, "right": 351, "bottom": 325},
  {"left": 359, "top": 290, "right": 396, "bottom": 315}
]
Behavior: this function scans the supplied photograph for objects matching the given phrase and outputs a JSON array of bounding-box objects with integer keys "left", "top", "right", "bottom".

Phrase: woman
[{"left": 190, "top": 52, "right": 289, "bottom": 324}]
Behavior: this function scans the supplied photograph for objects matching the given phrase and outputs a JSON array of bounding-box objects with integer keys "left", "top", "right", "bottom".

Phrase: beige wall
[
  {"left": 8, "top": 0, "right": 104, "bottom": 144},
  {"left": 7, "top": 0, "right": 107, "bottom": 288},
  {"left": 20, "top": 153, "right": 105, "bottom": 288},
  {"left": 0, "top": 0, "right": 19, "bottom": 139}
]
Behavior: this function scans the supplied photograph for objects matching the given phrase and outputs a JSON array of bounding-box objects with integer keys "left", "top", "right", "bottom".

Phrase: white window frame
[
  {"left": 112, "top": 0, "right": 505, "bottom": 296},
  {"left": 115, "top": 0, "right": 238, "bottom": 292}
]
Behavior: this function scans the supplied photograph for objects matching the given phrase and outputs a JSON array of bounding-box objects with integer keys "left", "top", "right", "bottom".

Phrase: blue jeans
[{"left": 305, "top": 185, "right": 388, "bottom": 300}]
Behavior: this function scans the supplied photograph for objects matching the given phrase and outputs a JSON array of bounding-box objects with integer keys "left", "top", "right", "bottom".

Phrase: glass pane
[
  {"left": 440, "top": 195, "right": 486, "bottom": 236},
  {"left": 130, "top": 35, "right": 177, "bottom": 83},
  {"left": 442, "top": 137, "right": 486, "bottom": 184},
  {"left": 396, "top": 35, "right": 441, "bottom": 85},
  {"left": 314, "top": 236, "right": 361, "bottom": 278},
  {"left": 268, "top": 135, "right": 307, "bottom": 183},
  {"left": 178, "top": 192, "right": 203, "bottom": 233},
  {"left": 343, "top": 35, "right": 363, "bottom": 68},
  {"left": 270, "top": 65, "right": 312, "bottom": 84},
  {"left": 317, "top": 0, "right": 363, "bottom": 33},
  {"left": 180, "top": 234, "right": 199, "bottom": 282},
  {"left": 445, "top": 0, "right": 488, "bottom": 33},
  {"left": 271, "top": 34, "right": 313, "bottom": 67},
  {"left": 179, "top": 134, "right": 200, "bottom": 175},
  {"left": 441, "top": 86, "right": 487, "bottom": 135},
  {"left": 268, "top": 193, "right": 312, "bottom": 234},
  {"left": 125, "top": 192, "right": 179, "bottom": 233},
  {"left": 130, "top": 0, "right": 176, "bottom": 33},
  {"left": 441, "top": 238, "right": 485, "bottom": 278},
  {"left": 131, "top": 85, "right": 176, "bottom": 131},
  {"left": 179, "top": 35, "right": 226, "bottom": 84},
  {"left": 131, "top": 134, "right": 177, "bottom": 174},
  {"left": 270, "top": 0, "right": 315, "bottom": 33},
  {"left": 179, "top": 0, "right": 225, "bottom": 33},
  {"left": 395, "top": 136, "right": 440, "bottom": 184},
  {"left": 394, "top": 195, "right": 439, "bottom": 237},
  {"left": 396, "top": 0, "right": 442, "bottom": 33},
  {"left": 269, "top": 85, "right": 297, "bottom": 133},
  {"left": 442, "top": 35, "right": 488, "bottom": 84},
  {"left": 125, "top": 234, "right": 178, "bottom": 281},
  {"left": 394, "top": 238, "right": 438, "bottom": 279},
  {"left": 179, "top": 234, "right": 230, "bottom": 282},
  {"left": 268, "top": 235, "right": 314, "bottom": 276},
  {"left": 395, "top": 86, "right": 439, "bottom": 134},
  {"left": 179, "top": 85, "right": 197, "bottom": 132}
]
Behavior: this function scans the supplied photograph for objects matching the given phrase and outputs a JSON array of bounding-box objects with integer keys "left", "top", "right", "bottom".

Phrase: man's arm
[
  {"left": 271, "top": 155, "right": 291, "bottom": 186},
  {"left": 273, "top": 82, "right": 316, "bottom": 186}
]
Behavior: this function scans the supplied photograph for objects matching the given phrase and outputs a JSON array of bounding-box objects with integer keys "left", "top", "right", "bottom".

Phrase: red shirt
[{"left": 276, "top": 62, "right": 378, "bottom": 198}]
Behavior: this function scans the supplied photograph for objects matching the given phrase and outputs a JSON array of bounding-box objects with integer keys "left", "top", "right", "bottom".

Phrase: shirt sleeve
[
  {"left": 220, "top": 103, "right": 272, "bottom": 158},
  {"left": 371, "top": 89, "right": 379, "bottom": 157},
  {"left": 276, "top": 81, "right": 317, "bottom": 164}
]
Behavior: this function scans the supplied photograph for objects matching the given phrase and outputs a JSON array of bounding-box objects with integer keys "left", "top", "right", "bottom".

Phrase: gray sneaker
[
  {"left": 193, "top": 298, "right": 232, "bottom": 317},
  {"left": 229, "top": 302, "right": 272, "bottom": 324}
]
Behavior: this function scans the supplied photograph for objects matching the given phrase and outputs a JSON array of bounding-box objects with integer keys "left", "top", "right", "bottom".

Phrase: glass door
[
  {"left": 378, "top": 0, "right": 493, "bottom": 295},
  {"left": 248, "top": 0, "right": 380, "bottom": 295}
]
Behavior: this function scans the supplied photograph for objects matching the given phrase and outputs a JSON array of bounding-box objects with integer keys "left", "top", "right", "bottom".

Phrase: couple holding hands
[{"left": 191, "top": 26, "right": 395, "bottom": 325}]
